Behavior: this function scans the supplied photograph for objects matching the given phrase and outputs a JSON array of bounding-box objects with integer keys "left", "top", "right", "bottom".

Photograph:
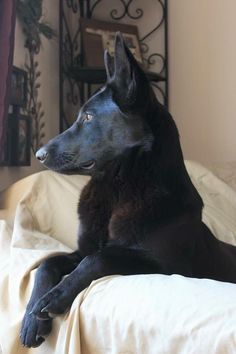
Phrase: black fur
[{"left": 20, "top": 33, "right": 236, "bottom": 348}]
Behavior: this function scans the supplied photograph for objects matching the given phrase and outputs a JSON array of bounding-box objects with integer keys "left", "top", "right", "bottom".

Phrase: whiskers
[{"left": 54, "top": 151, "right": 78, "bottom": 170}]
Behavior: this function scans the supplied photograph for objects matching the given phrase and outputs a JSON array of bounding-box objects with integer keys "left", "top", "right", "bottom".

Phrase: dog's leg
[
  {"left": 31, "top": 245, "right": 160, "bottom": 320},
  {"left": 20, "top": 251, "right": 81, "bottom": 348}
]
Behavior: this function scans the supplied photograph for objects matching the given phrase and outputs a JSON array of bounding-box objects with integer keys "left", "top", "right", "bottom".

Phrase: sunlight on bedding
[{"left": 0, "top": 160, "right": 236, "bottom": 354}]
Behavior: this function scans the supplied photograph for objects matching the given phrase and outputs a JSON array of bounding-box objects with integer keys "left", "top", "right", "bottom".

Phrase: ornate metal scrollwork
[
  {"left": 110, "top": 0, "right": 143, "bottom": 20},
  {"left": 140, "top": 0, "right": 165, "bottom": 41},
  {"left": 66, "top": 0, "right": 79, "bottom": 13},
  {"left": 59, "top": 0, "right": 168, "bottom": 131},
  {"left": 139, "top": 0, "right": 166, "bottom": 76},
  {"left": 90, "top": 0, "right": 103, "bottom": 17}
]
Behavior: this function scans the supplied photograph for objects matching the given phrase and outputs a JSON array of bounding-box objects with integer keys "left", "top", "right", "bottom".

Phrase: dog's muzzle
[{"left": 36, "top": 147, "right": 49, "bottom": 163}]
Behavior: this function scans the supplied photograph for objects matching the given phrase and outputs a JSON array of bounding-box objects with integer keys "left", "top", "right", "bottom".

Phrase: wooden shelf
[{"left": 68, "top": 66, "right": 166, "bottom": 85}]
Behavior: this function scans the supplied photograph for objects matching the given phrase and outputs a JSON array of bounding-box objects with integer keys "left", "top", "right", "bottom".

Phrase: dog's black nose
[{"left": 36, "top": 148, "right": 48, "bottom": 163}]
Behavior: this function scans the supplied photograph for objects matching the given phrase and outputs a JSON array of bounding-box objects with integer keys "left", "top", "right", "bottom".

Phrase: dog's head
[{"left": 36, "top": 33, "right": 155, "bottom": 175}]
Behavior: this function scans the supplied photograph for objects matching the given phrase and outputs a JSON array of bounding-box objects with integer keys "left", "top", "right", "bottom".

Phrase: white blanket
[{"left": 0, "top": 161, "right": 236, "bottom": 354}]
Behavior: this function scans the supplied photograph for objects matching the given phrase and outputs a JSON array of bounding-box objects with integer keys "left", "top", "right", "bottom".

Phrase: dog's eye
[{"left": 82, "top": 113, "right": 93, "bottom": 123}]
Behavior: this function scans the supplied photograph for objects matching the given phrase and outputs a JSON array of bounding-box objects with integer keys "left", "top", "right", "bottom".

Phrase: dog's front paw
[
  {"left": 31, "top": 288, "right": 71, "bottom": 320},
  {"left": 20, "top": 310, "right": 52, "bottom": 348}
]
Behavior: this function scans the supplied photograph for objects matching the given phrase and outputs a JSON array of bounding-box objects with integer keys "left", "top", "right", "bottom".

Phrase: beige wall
[
  {"left": 169, "top": 0, "right": 236, "bottom": 164},
  {"left": 0, "top": 0, "right": 59, "bottom": 191}
]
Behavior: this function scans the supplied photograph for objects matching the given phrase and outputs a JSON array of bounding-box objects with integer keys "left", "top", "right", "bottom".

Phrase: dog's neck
[{"left": 91, "top": 103, "right": 202, "bottom": 217}]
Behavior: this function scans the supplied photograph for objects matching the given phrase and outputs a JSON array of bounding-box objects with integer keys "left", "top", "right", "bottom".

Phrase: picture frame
[
  {"left": 80, "top": 18, "right": 143, "bottom": 68},
  {"left": 9, "top": 66, "right": 27, "bottom": 107},
  {"left": 7, "top": 112, "right": 31, "bottom": 166}
]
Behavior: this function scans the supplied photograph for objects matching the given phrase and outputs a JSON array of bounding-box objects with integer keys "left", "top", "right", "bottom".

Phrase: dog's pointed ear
[
  {"left": 107, "top": 32, "right": 150, "bottom": 112},
  {"left": 107, "top": 32, "right": 138, "bottom": 110},
  {"left": 113, "top": 32, "right": 133, "bottom": 88},
  {"left": 104, "top": 49, "right": 114, "bottom": 80}
]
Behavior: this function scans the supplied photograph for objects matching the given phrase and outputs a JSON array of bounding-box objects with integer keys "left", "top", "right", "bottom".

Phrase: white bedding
[{"left": 0, "top": 160, "right": 236, "bottom": 354}]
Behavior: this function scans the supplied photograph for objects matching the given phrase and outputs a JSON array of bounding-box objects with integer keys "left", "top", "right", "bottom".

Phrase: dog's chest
[
  {"left": 79, "top": 178, "right": 141, "bottom": 244},
  {"left": 107, "top": 201, "right": 142, "bottom": 244}
]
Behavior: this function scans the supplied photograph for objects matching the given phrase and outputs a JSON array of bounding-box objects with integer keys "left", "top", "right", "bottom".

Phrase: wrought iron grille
[{"left": 59, "top": 0, "right": 168, "bottom": 131}]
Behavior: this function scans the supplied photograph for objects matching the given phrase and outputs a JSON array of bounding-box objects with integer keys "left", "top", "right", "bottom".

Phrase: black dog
[{"left": 20, "top": 33, "right": 236, "bottom": 348}]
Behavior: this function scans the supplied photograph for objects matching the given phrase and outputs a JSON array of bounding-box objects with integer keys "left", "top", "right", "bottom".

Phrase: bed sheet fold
[{"left": 0, "top": 161, "right": 236, "bottom": 354}]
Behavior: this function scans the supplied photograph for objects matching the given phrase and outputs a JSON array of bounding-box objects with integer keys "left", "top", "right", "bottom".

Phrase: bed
[{"left": 0, "top": 160, "right": 236, "bottom": 354}]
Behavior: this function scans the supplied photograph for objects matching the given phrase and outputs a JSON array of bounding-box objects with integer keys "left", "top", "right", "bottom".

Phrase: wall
[
  {"left": 0, "top": 0, "right": 59, "bottom": 191},
  {"left": 168, "top": 0, "right": 236, "bottom": 164}
]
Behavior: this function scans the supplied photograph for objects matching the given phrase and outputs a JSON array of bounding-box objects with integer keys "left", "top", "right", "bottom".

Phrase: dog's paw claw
[
  {"left": 36, "top": 334, "right": 45, "bottom": 341},
  {"left": 32, "top": 288, "right": 70, "bottom": 318},
  {"left": 48, "top": 312, "right": 56, "bottom": 318},
  {"left": 40, "top": 306, "right": 56, "bottom": 318},
  {"left": 36, "top": 312, "right": 51, "bottom": 321}
]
